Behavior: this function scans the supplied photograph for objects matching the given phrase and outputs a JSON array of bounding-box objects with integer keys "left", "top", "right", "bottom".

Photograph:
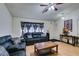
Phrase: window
[{"left": 21, "top": 22, "right": 44, "bottom": 34}]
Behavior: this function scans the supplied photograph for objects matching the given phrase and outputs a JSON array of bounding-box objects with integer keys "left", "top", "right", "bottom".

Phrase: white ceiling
[{"left": 5, "top": 3, "right": 79, "bottom": 21}]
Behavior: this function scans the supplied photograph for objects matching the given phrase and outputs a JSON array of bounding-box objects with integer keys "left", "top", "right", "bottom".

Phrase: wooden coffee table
[{"left": 34, "top": 41, "right": 58, "bottom": 55}]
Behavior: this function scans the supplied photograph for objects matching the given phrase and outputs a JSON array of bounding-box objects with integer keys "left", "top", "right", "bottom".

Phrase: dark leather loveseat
[
  {"left": 0, "top": 35, "right": 26, "bottom": 56},
  {"left": 23, "top": 32, "right": 49, "bottom": 45}
]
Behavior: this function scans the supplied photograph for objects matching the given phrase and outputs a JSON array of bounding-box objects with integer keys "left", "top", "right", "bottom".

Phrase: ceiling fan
[{"left": 40, "top": 3, "right": 63, "bottom": 13}]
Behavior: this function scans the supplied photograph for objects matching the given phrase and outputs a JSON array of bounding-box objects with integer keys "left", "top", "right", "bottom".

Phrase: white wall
[
  {"left": 12, "top": 17, "right": 54, "bottom": 39},
  {"left": 0, "top": 4, "right": 12, "bottom": 37},
  {"left": 54, "top": 13, "right": 78, "bottom": 40}
]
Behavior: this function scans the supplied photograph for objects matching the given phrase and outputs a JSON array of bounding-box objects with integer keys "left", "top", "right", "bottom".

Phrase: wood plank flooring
[{"left": 26, "top": 42, "right": 79, "bottom": 56}]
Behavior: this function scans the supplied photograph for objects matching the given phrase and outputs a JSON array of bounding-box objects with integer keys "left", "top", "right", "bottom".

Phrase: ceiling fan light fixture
[
  {"left": 51, "top": 6, "right": 55, "bottom": 10},
  {"left": 49, "top": 7, "right": 51, "bottom": 10},
  {"left": 61, "top": 17, "right": 65, "bottom": 19}
]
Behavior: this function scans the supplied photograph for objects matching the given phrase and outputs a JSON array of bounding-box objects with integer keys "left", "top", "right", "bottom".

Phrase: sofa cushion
[
  {"left": 33, "top": 34, "right": 41, "bottom": 38},
  {"left": 13, "top": 42, "right": 26, "bottom": 50},
  {"left": 0, "top": 37, "right": 6, "bottom": 44},
  {"left": 41, "top": 33, "right": 46, "bottom": 37}
]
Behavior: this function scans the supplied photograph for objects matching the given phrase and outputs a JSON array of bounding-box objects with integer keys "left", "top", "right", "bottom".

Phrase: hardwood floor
[{"left": 26, "top": 42, "right": 79, "bottom": 56}]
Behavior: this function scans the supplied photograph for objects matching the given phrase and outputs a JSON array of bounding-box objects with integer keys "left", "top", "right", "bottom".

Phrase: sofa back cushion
[
  {"left": 0, "top": 35, "right": 11, "bottom": 44},
  {"left": 1, "top": 42, "right": 13, "bottom": 49},
  {"left": 32, "top": 32, "right": 43, "bottom": 38},
  {"left": 0, "top": 35, "right": 13, "bottom": 49},
  {"left": 33, "top": 34, "right": 41, "bottom": 38}
]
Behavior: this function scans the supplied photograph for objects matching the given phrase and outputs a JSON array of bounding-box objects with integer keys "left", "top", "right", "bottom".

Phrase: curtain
[
  {"left": 33, "top": 24, "right": 38, "bottom": 32},
  {"left": 26, "top": 24, "right": 31, "bottom": 32},
  {"left": 39, "top": 24, "right": 44, "bottom": 32},
  {"left": 21, "top": 22, "right": 44, "bottom": 34}
]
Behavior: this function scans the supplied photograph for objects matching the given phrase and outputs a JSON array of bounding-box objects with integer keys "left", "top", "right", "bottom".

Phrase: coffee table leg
[
  {"left": 56, "top": 45, "right": 58, "bottom": 53},
  {"left": 34, "top": 46, "right": 38, "bottom": 55},
  {"left": 34, "top": 46, "right": 36, "bottom": 55},
  {"left": 49, "top": 48, "right": 52, "bottom": 53},
  {"left": 34, "top": 46, "right": 40, "bottom": 56}
]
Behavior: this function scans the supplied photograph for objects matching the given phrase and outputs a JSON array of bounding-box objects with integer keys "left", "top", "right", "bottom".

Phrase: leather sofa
[
  {"left": 0, "top": 35, "right": 26, "bottom": 56},
  {"left": 23, "top": 32, "right": 49, "bottom": 45}
]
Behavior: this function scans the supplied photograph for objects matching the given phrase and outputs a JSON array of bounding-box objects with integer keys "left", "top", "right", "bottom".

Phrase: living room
[{"left": 0, "top": 3, "right": 79, "bottom": 56}]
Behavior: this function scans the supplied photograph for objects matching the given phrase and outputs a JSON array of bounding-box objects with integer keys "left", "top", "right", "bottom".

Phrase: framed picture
[{"left": 64, "top": 19, "right": 72, "bottom": 32}]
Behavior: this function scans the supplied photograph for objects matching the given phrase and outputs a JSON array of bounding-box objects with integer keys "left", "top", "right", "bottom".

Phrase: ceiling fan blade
[
  {"left": 42, "top": 8, "right": 48, "bottom": 13},
  {"left": 41, "top": 3, "right": 54, "bottom": 13},
  {"left": 56, "top": 3, "right": 63, "bottom": 5},
  {"left": 54, "top": 7, "right": 58, "bottom": 11},
  {"left": 40, "top": 4, "right": 48, "bottom": 6},
  {"left": 42, "top": 4, "right": 52, "bottom": 13}
]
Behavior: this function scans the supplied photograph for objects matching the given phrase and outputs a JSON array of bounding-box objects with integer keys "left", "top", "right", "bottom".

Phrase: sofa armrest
[
  {"left": 21, "top": 39, "right": 25, "bottom": 42},
  {"left": 6, "top": 43, "right": 25, "bottom": 53},
  {"left": 6, "top": 47, "right": 24, "bottom": 53}
]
